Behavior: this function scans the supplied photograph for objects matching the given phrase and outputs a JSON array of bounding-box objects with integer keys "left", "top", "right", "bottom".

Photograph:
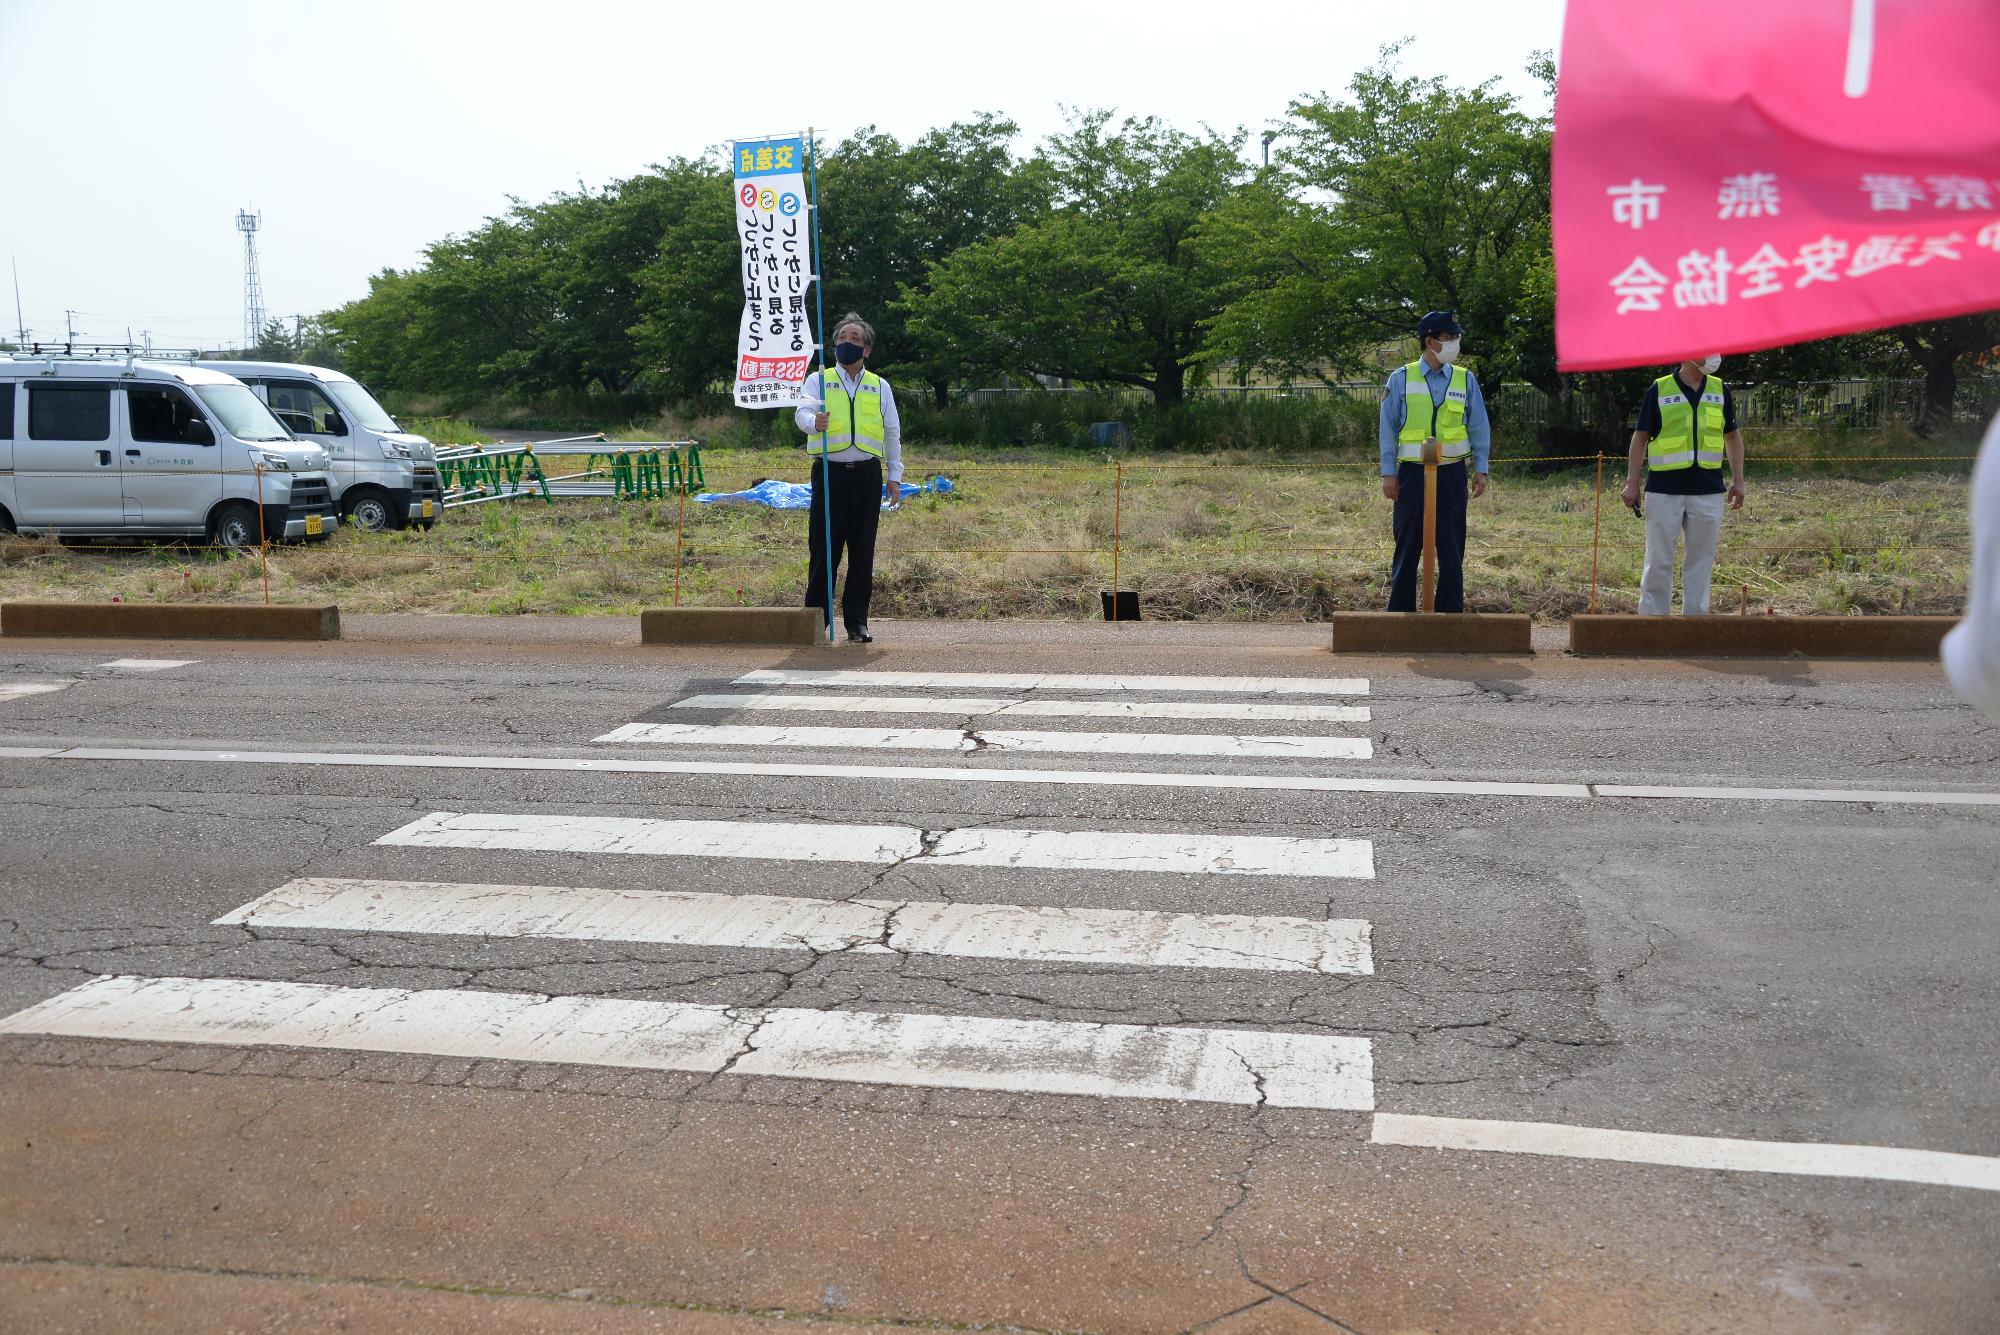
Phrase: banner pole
[{"left": 807, "top": 125, "right": 835, "bottom": 645}]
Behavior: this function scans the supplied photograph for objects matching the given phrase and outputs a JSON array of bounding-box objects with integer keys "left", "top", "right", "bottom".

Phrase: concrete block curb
[
  {"left": 1330, "top": 611, "right": 1534, "bottom": 655},
  {"left": 1, "top": 601, "right": 339, "bottom": 641},
  {"left": 641, "top": 608, "right": 823, "bottom": 646},
  {"left": 1568, "top": 614, "right": 1958, "bottom": 658}
]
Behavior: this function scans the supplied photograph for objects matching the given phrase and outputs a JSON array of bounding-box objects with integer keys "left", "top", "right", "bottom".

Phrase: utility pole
[
  {"left": 65, "top": 309, "right": 76, "bottom": 345},
  {"left": 9, "top": 256, "right": 24, "bottom": 348},
  {"left": 237, "top": 209, "right": 266, "bottom": 348},
  {"left": 293, "top": 312, "right": 303, "bottom": 353}
]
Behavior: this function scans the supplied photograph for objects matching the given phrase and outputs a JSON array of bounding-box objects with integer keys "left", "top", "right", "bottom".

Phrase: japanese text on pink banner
[{"left": 1553, "top": 1, "right": 2000, "bottom": 372}]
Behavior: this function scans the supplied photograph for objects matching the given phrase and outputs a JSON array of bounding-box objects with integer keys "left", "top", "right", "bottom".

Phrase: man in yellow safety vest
[
  {"left": 793, "top": 312, "right": 904, "bottom": 642},
  {"left": 1379, "top": 311, "right": 1491, "bottom": 611},
  {"left": 1621, "top": 355, "right": 1747, "bottom": 615}
]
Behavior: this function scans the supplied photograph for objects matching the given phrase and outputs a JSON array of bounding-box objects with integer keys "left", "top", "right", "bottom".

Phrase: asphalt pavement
[{"left": 0, "top": 618, "right": 1994, "bottom": 1333}]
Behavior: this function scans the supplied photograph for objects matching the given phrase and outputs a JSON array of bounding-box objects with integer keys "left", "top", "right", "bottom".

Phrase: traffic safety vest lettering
[
  {"left": 818, "top": 369, "right": 886, "bottom": 458},
  {"left": 1395, "top": 362, "right": 1472, "bottom": 462},
  {"left": 1649, "top": 373, "right": 1726, "bottom": 471}
]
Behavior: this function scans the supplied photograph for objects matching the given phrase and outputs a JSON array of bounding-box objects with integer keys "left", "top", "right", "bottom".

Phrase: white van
[
  {"left": 0, "top": 351, "right": 336, "bottom": 546},
  {"left": 197, "top": 361, "right": 442, "bottom": 532}
]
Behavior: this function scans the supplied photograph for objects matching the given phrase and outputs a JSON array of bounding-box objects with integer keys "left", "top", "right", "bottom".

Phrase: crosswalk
[
  {"left": 0, "top": 667, "right": 1386, "bottom": 1112},
  {"left": 5, "top": 663, "right": 1997, "bottom": 1198}
]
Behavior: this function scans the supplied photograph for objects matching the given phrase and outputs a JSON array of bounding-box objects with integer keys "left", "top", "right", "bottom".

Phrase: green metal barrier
[
  {"left": 587, "top": 445, "right": 706, "bottom": 500},
  {"left": 436, "top": 446, "right": 553, "bottom": 503}
]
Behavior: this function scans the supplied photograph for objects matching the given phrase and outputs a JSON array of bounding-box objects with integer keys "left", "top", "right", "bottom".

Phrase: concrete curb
[
  {"left": 1, "top": 601, "right": 339, "bottom": 641},
  {"left": 1568, "top": 614, "right": 1958, "bottom": 658},
  {"left": 1330, "top": 611, "right": 1534, "bottom": 655},
  {"left": 641, "top": 608, "right": 822, "bottom": 646}
]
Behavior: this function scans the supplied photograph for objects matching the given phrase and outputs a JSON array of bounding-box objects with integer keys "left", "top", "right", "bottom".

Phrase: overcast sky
[{"left": 0, "top": 0, "right": 1563, "bottom": 351}]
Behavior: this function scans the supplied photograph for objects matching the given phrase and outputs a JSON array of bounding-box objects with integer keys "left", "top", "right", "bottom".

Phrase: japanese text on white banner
[{"left": 732, "top": 135, "right": 815, "bottom": 408}]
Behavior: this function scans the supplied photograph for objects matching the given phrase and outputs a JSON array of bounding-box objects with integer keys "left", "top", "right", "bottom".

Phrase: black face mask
[{"left": 835, "top": 341, "right": 865, "bottom": 367}]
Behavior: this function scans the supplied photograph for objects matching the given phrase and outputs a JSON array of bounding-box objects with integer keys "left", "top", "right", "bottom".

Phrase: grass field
[{"left": 0, "top": 437, "right": 1973, "bottom": 621}]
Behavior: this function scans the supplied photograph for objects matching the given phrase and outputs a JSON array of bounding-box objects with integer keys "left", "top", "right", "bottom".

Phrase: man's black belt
[{"left": 820, "top": 458, "right": 879, "bottom": 470}]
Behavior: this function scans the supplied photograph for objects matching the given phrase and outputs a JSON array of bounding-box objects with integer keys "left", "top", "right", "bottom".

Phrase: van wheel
[
  {"left": 210, "top": 502, "right": 260, "bottom": 550},
  {"left": 0, "top": 508, "right": 14, "bottom": 535},
  {"left": 344, "top": 489, "right": 395, "bottom": 533}
]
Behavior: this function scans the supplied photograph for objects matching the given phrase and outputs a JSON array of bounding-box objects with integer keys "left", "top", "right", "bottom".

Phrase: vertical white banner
[{"left": 731, "top": 134, "right": 816, "bottom": 408}]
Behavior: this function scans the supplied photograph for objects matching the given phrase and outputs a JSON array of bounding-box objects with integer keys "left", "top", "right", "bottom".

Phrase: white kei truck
[
  {"left": 195, "top": 361, "right": 442, "bottom": 532},
  {"left": 0, "top": 350, "right": 337, "bottom": 547}
]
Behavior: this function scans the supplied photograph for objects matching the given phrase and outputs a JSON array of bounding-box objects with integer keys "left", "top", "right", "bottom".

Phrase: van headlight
[
  {"left": 379, "top": 440, "right": 411, "bottom": 459},
  {"left": 252, "top": 451, "right": 292, "bottom": 471}
]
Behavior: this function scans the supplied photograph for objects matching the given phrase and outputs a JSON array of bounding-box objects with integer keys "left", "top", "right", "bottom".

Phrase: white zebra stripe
[
  {"left": 0, "top": 975, "right": 1375, "bottom": 1110},
  {"left": 734, "top": 669, "right": 1367, "bottom": 696},
  {"left": 215, "top": 878, "right": 1373, "bottom": 974},
  {"left": 595, "top": 722, "right": 1373, "bottom": 761},
  {"left": 671, "top": 693, "right": 1371, "bottom": 724},
  {"left": 374, "top": 812, "right": 1376, "bottom": 879}
]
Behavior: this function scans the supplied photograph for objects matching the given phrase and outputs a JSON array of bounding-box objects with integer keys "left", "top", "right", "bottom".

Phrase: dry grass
[{"left": 0, "top": 445, "right": 1971, "bottom": 620}]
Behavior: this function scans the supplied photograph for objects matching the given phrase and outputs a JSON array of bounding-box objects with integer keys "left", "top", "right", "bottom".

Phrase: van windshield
[
  {"left": 192, "top": 383, "right": 292, "bottom": 442},
  {"left": 322, "top": 378, "right": 400, "bottom": 433}
]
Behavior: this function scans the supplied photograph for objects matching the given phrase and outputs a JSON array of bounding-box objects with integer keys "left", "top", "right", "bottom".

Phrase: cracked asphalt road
[{"left": 0, "top": 618, "right": 1994, "bottom": 1333}]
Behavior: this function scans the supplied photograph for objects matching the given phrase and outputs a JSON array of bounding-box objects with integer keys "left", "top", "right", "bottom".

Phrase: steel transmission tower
[{"left": 236, "top": 209, "right": 266, "bottom": 348}]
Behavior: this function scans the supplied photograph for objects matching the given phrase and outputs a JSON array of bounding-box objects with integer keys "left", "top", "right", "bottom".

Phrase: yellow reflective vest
[
  {"left": 1395, "top": 361, "right": 1472, "bottom": 462},
  {"left": 818, "top": 368, "right": 886, "bottom": 458},
  {"left": 1649, "top": 373, "right": 1726, "bottom": 471}
]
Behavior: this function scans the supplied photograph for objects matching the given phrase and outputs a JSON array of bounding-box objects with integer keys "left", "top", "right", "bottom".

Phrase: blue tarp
[{"left": 697, "top": 475, "right": 955, "bottom": 510}]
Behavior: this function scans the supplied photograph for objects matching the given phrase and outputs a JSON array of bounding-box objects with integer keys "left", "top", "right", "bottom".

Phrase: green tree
[
  {"left": 1889, "top": 314, "right": 2000, "bottom": 434},
  {"left": 1201, "top": 45, "right": 1553, "bottom": 391},
  {"left": 904, "top": 111, "right": 1246, "bottom": 406},
  {"left": 627, "top": 156, "right": 740, "bottom": 401}
]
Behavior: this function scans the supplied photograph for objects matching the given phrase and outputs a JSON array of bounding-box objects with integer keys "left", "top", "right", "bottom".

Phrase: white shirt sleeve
[
  {"left": 792, "top": 375, "right": 824, "bottom": 436},
  {"left": 1943, "top": 410, "right": 2000, "bottom": 720},
  {"left": 879, "top": 377, "right": 902, "bottom": 483}
]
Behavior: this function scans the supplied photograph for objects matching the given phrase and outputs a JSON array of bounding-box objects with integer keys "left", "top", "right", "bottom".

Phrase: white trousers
[{"left": 1639, "top": 491, "right": 1726, "bottom": 615}]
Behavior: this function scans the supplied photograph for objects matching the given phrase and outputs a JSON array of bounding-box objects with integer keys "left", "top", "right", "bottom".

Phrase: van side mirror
[
  {"left": 184, "top": 418, "right": 214, "bottom": 446},
  {"left": 322, "top": 409, "right": 347, "bottom": 436}
]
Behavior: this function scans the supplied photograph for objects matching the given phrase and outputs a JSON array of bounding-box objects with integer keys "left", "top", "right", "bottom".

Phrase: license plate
[
  {"left": 305, "top": 515, "right": 324, "bottom": 536},
  {"left": 421, "top": 501, "right": 434, "bottom": 518}
]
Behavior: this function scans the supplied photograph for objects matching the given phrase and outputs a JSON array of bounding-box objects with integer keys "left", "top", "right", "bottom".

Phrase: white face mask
[
  {"left": 1698, "top": 354, "right": 1722, "bottom": 374},
  {"left": 1435, "top": 338, "right": 1461, "bottom": 365}
]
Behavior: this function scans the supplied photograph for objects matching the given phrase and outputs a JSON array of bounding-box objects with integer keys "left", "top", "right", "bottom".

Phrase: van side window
[
  {"left": 266, "top": 380, "right": 341, "bottom": 434},
  {"left": 0, "top": 384, "right": 13, "bottom": 440},
  {"left": 128, "top": 386, "right": 212, "bottom": 445},
  {"left": 29, "top": 385, "right": 111, "bottom": 441}
]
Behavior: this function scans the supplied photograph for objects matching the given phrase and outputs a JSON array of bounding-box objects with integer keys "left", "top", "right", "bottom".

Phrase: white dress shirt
[
  {"left": 1944, "top": 411, "right": 2000, "bottom": 719},
  {"left": 794, "top": 365, "right": 903, "bottom": 483}
]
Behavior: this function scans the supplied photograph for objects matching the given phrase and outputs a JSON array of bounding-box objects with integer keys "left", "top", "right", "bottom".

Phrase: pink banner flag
[{"left": 1553, "top": 0, "right": 2000, "bottom": 372}]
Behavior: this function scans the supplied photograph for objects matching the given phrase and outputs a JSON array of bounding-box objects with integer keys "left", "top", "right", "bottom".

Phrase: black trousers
[
  {"left": 805, "top": 456, "right": 881, "bottom": 629},
  {"left": 1387, "top": 460, "right": 1469, "bottom": 613}
]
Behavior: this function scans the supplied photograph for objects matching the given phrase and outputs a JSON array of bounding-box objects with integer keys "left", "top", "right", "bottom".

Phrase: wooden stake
[
  {"left": 1111, "top": 461, "right": 1123, "bottom": 620},
  {"left": 673, "top": 470, "right": 688, "bottom": 608},
  {"left": 1419, "top": 438, "right": 1440, "bottom": 612},
  {"left": 254, "top": 464, "right": 270, "bottom": 605},
  {"left": 1589, "top": 451, "right": 1603, "bottom": 613}
]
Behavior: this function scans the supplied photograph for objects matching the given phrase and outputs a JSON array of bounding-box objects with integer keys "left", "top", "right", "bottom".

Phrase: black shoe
[{"left": 845, "top": 623, "right": 872, "bottom": 643}]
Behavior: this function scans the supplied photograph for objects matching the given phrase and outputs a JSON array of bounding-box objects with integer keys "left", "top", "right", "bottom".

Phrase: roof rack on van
[{"left": 2, "top": 344, "right": 204, "bottom": 375}]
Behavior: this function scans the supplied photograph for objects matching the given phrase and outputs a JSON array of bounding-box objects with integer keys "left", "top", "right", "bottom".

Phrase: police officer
[
  {"left": 1379, "top": 311, "right": 1491, "bottom": 612},
  {"left": 793, "top": 313, "right": 903, "bottom": 643},
  {"left": 1621, "top": 355, "right": 1746, "bottom": 615}
]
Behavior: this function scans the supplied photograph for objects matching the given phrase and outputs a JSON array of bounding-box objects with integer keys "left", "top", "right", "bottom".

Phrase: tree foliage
[
  {"left": 1198, "top": 44, "right": 1554, "bottom": 388},
  {"left": 904, "top": 112, "right": 1246, "bottom": 405},
  {"left": 320, "top": 54, "right": 1996, "bottom": 433}
]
